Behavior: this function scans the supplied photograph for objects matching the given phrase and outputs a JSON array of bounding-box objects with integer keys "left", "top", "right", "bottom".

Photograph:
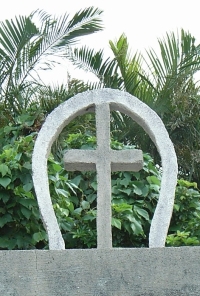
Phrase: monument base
[{"left": 0, "top": 247, "right": 199, "bottom": 295}]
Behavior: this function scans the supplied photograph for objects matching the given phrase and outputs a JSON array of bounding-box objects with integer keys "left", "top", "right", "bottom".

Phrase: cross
[{"left": 63, "top": 103, "right": 143, "bottom": 249}]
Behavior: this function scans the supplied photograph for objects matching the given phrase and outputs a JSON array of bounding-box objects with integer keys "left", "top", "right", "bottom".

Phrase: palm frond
[
  {"left": 0, "top": 7, "right": 103, "bottom": 116},
  {"left": 67, "top": 45, "right": 122, "bottom": 88},
  {"left": 60, "top": 7, "right": 103, "bottom": 44}
]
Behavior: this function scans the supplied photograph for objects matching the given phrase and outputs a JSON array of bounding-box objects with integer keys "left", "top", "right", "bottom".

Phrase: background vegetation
[{"left": 1, "top": 7, "right": 200, "bottom": 249}]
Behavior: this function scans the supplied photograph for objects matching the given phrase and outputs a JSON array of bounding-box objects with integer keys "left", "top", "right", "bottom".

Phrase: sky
[{"left": 0, "top": 0, "right": 200, "bottom": 84}]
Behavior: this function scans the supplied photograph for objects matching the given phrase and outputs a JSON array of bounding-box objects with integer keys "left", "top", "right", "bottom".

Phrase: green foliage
[
  {"left": 1, "top": 20, "right": 200, "bottom": 249},
  {"left": 0, "top": 7, "right": 103, "bottom": 123},
  {"left": 111, "top": 153, "right": 160, "bottom": 247},
  {"left": 166, "top": 231, "right": 199, "bottom": 247},
  {"left": 0, "top": 131, "right": 46, "bottom": 249},
  {"left": 48, "top": 156, "right": 97, "bottom": 248},
  {"left": 36, "top": 79, "right": 89, "bottom": 115},
  {"left": 166, "top": 179, "right": 200, "bottom": 246},
  {"left": 1, "top": 114, "right": 200, "bottom": 249},
  {"left": 144, "top": 30, "right": 200, "bottom": 183},
  {"left": 69, "top": 30, "right": 200, "bottom": 186}
]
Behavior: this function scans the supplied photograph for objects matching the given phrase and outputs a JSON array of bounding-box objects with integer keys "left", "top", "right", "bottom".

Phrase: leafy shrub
[
  {"left": 0, "top": 133, "right": 46, "bottom": 249},
  {"left": 0, "top": 118, "right": 200, "bottom": 249},
  {"left": 167, "top": 179, "right": 200, "bottom": 246}
]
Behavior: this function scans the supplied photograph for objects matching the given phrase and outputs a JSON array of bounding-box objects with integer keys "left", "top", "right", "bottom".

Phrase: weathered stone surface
[
  {"left": 0, "top": 248, "right": 200, "bottom": 295},
  {"left": 63, "top": 103, "right": 143, "bottom": 249},
  {"left": 32, "top": 89, "right": 178, "bottom": 249}
]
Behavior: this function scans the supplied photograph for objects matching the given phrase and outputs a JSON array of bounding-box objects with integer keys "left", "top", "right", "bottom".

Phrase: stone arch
[{"left": 32, "top": 89, "right": 178, "bottom": 249}]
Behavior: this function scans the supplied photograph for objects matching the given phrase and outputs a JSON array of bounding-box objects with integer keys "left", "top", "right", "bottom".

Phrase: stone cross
[
  {"left": 63, "top": 103, "right": 143, "bottom": 248},
  {"left": 32, "top": 89, "right": 178, "bottom": 250}
]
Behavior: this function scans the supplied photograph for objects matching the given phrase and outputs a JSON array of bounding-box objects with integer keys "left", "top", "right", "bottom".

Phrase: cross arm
[
  {"left": 110, "top": 149, "right": 143, "bottom": 172},
  {"left": 64, "top": 148, "right": 143, "bottom": 172},
  {"left": 63, "top": 149, "right": 97, "bottom": 171}
]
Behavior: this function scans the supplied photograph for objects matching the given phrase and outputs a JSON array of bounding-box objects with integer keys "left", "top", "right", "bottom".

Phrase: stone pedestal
[{"left": 1, "top": 248, "right": 200, "bottom": 296}]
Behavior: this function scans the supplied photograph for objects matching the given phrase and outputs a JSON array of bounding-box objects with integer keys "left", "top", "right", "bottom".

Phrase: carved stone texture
[
  {"left": 32, "top": 89, "right": 178, "bottom": 250},
  {"left": 63, "top": 103, "right": 143, "bottom": 249}
]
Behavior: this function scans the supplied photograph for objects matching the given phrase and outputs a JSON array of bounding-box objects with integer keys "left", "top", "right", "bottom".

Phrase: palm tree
[
  {"left": 67, "top": 34, "right": 155, "bottom": 146},
  {"left": 0, "top": 7, "right": 103, "bottom": 124},
  {"left": 143, "top": 29, "right": 200, "bottom": 181},
  {"left": 68, "top": 30, "right": 200, "bottom": 183}
]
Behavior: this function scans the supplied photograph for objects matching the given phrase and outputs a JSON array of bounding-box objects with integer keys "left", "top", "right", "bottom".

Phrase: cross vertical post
[
  {"left": 63, "top": 102, "right": 143, "bottom": 249},
  {"left": 95, "top": 103, "right": 112, "bottom": 248}
]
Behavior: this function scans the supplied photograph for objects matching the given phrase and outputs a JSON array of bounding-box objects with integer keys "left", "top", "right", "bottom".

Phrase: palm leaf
[
  {"left": 109, "top": 34, "right": 147, "bottom": 95},
  {"left": 0, "top": 7, "right": 103, "bottom": 117},
  {"left": 67, "top": 45, "right": 122, "bottom": 88}
]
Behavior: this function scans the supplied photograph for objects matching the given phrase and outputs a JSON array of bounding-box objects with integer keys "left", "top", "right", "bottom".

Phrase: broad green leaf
[
  {"left": 23, "top": 162, "right": 32, "bottom": 170},
  {"left": 24, "top": 135, "right": 33, "bottom": 142},
  {"left": 111, "top": 179, "right": 117, "bottom": 186},
  {"left": 83, "top": 214, "right": 96, "bottom": 221},
  {"left": 69, "top": 195, "right": 79, "bottom": 206},
  {"left": 73, "top": 208, "right": 82, "bottom": 215},
  {"left": 0, "top": 214, "right": 12, "bottom": 227},
  {"left": 133, "top": 187, "right": 143, "bottom": 196},
  {"left": 86, "top": 193, "right": 97, "bottom": 204},
  {"left": 122, "top": 172, "right": 132, "bottom": 182},
  {"left": 150, "top": 184, "right": 160, "bottom": 192},
  {"left": 55, "top": 188, "right": 69, "bottom": 198},
  {"left": 141, "top": 185, "right": 149, "bottom": 197},
  {"left": 118, "top": 188, "right": 132, "bottom": 196},
  {"left": 4, "top": 126, "right": 17, "bottom": 134},
  {"left": 111, "top": 217, "right": 121, "bottom": 230},
  {"left": 134, "top": 206, "right": 149, "bottom": 221},
  {"left": 126, "top": 214, "right": 136, "bottom": 223},
  {"left": 147, "top": 176, "right": 161, "bottom": 186},
  {"left": 68, "top": 202, "right": 74, "bottom": 212},
  {"left": 148, "top": 162, "right": 159, "bottom": 175},
  {"left": 15, "top": 153, "right": 22, "bottom": 161},
  {"left": 4, "top": 149, "right": 13, "bottom": 158},
  {"left": 71, "top": 175, "right": 83, "bottom": 186},
  {"left": 120, "top": 178, "right": 130, "bottom": 187},
  {"left": 0, "top": 237, "right": 16, "bottom": 249},
  {"left": 112, "top": 186, "right": 120, "bottom": 195},
  {"left": 23, "top": 182, "right": 33, "bottom": 192},
  {"left": 91, "top": 181, "right": 97, "bottom": 190},
  {"left": 0, "top": 192, "right": 10, "bottom": 203},
  {"left": 131, "top": 172, "right": 140, "bottom": 179},
  {"left": 20, "top": 173, "right": 32, "bottom": 185},
  {"left": 112, "top": 198, "right": 127, "bottom": 205},
  {"left": 132, "top": 181, "right": 144, "bottom": 188},
  {"left": 16, "top": 236, "right": 28, "bottom": 248},
  {"left": 21, "top": 207, "right": 32, "bottom": 219},
  {"left": 33, "top": 232, "right": 45, "bottom": 243},
  {"left": 66, "top": 181, "right": 78, "bottom": 195},
  {"left": 52, "top": 163, "right": 63, "bottom": 172},
  {"left": 112, "top": 203, "right": 132, "bottom": 213},
  {"left": 81, "top": 200, "right": 90, "bottom": 210},
  {"left": 132, "top": 181, "right": 145, "bottom": 196},
  {"left": 178, "top": 179, "right": 197, "bottom": 188},
  {"left": 19, "top": 199, "right": 36, "bottom": 208},
  {"left": 0, "top": 164, "right": 9, "bottom": 177},
  {"left": 0, "top": 177, "right": 11, "bottom": 188},
  {"left": 49, "top": 175, "right": 57, "bottom": 182},
  {"left": 60, "top": 208, "right": 69, "bottom": 217},
  {"left": 130, "top": 219, "right": 143, "bottom": 235},
  {"left": 60, "top": 221, "right": 72, "bottom": 231},
  {"left": 173, "top": 204, "right": 180, "bottom": 211}
]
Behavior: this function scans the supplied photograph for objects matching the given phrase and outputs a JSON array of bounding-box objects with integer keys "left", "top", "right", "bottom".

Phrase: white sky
[{"left": 0, "top": 0, "right": 200, "bottom": 84}]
